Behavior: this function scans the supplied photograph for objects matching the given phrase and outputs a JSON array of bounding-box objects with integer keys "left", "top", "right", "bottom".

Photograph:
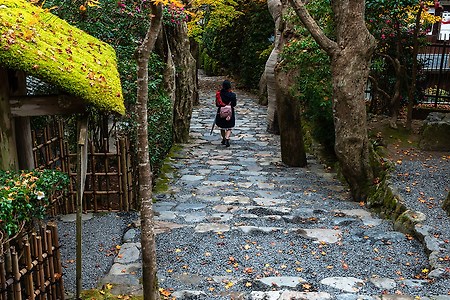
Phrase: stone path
[{"left": 99, "top": 75, "right": 450, "bottom": 299}]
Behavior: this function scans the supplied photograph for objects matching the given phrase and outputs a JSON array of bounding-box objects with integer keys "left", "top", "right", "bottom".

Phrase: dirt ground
[{"left": 367, "top": 113, "right": 449, "bottom": 162}]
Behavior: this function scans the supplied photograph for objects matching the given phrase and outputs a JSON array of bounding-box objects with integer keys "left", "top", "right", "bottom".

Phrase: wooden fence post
[
  {"left": 11, "top": 248, "right": 22, "bottom": 300},
  {"left": 119, "top": 139, "right": 129, "bottom": 211},
  {"left": 76, "top": 116, "right": 88, "bottom": 300},
  {"left": 48, "top": 223, "right": 64, "bottom": 300},
  {"left": 24, "top": 242, "right": 35, "bottom": 300},
  {"left": 0, "top": 257, "right": 6, "bottom": 300}
]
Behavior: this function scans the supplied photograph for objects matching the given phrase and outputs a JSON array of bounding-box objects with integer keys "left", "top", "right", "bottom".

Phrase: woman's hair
[{"left": 222, "top": 80, "right": 232, "bottom": 90}]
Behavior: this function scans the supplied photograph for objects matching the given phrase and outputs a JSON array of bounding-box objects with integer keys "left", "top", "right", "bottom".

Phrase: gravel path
[{"left": 54, "top": 73, "right": 450, "bottom": 300}]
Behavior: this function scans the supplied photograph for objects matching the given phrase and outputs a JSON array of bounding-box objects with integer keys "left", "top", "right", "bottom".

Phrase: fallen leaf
[
  {"left": 225, "top": 282, "right": 234, "bottom": 289},
  {"left": 159, "top": 288, "right": 171, "bottom": 297}
]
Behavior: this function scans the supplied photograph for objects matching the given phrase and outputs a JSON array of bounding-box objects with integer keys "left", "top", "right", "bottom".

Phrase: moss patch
[
  {"left": 0, "top": 0, "right": 125, "bottom": 114},
  {"left": 81, "top": 289, "right": 143, "bottom": 300},
  {"left": 377, "top": 126, "right": 418, "bottom": 148},
  {"left": 152, "top": 144, "right": 183, "bottom": 194}
]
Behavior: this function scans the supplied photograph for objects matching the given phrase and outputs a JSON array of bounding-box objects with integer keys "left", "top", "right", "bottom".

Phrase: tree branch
[
  {"left": 288, "top": 0, "right": 337, "bottom": 55},
  {"left": 136, "top": 4, "right": 163, "bottom": 59}
]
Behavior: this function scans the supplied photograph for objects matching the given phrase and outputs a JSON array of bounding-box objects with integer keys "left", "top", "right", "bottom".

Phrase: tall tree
[
  {"left": 135, "top": 3, "right": 163, "bottom": 299},
  {"left": 288, "top": 0, "right": 377, "bottom": 200}
]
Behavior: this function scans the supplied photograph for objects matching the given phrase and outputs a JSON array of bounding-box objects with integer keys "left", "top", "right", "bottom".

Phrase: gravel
[{"left": 49, "top": 212, "right": 138, "bottom": 293}]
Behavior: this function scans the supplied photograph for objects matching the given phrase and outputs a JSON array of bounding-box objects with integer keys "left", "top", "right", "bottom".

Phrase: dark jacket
[{"left": 215, "top": 89, "right": 237, "bottom": 128}]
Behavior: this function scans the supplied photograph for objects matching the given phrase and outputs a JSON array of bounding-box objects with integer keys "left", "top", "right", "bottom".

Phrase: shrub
[{"left": 0, "top": 169, "right": 69, "bottom": 242}]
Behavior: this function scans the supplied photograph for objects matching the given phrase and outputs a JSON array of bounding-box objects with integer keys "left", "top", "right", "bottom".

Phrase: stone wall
[{"left": 367, "top": 177, "right": 447, "bottom": 278}]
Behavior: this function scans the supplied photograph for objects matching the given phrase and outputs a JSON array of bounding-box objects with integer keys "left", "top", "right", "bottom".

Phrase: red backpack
[{"left": 216, "top": 91, "right": 232, "bottom": 121}]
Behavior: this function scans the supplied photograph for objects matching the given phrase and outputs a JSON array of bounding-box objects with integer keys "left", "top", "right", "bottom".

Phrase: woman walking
[{"left": 215, "top": 80, "right": 237, "bottom": 147}]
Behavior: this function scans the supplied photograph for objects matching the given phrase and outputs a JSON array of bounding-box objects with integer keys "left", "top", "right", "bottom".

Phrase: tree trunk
[
  {"left": 135, "top": 4, "right": 163, "bottom": 300},
  {"left": 190, "top": 39, "right": 200, "bottom": 106},
  {"left": 165, "top": 23, "right": 196, "bottom": 143},
  {"left": 330, "top": 1, "right": 376, "bottom": 201},
  {"left": 265, "top": 0, "right": 283, "bottom": 134},
  {"left": 275, "top": 66, "right": 307, "bottom": 166},
  {"left": 331, "top": 47, "right": 374, "bottom": 201},
  {"left": 405, "top": 6, "right": 423, "bottom": 130},
  {"left": 265, "top": 48, "right": 280, "bottom": 134},
  {"left": 289, "top": 0, "right": 376, "bottom": 200},
  {"left": 0, "top": 68, "right": 18, "bottom": 170}
]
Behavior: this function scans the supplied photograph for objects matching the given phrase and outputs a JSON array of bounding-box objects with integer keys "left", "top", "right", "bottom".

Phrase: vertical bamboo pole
[
  {"left": 64, "top": 141, "right": 74, "bottom": 214},
  {"left": 0, "top": 257, "right": 6, "bottom": 300},
  {"left": 40, "top": 227, "right": 50, "bottom": 291},
  {"left": 126, "top": 138, "right": 134, "bottom": 209},
  {"left": 24, "top": 243, "right": 35, "bottom": 300},
  {"left": 36, "top": 237, "right": 46, "bottom": 300},
  {"left": 43, "top": 127, "right": 50, "bottom": 168},
  {"left": 32, "top": 130, "right": 39, "bottom": 168},
  {"left": 58, "top": 121, "right": 67, "bottom": 173},
  {"left": 45, "top": 231, "right": 56, "bottom": 300},
  {"left": 11, "top": 248, "right": 22, "bottom": 300},
  {"left": 118, "top": 139, "right": 126, "bottom": 211},
  {"left": 76, "top": 116, "right": 88, "bottom": 300},
  {"left": 90, "top": 141, "right": 96, "bottom": 212},
  {"left": 48, "top": 224, "right": 64, "bottom": 300},
  {"left": 104, "top": 138, "right": 111, "bottom": 210},
  {"left": 3, "top": 242, "right": 12, "bottom": 300}
]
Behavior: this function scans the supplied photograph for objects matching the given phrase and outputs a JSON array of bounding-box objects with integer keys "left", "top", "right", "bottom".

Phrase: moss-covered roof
[{"left": 0, "top": 0, "right": 125, "bottom": 115}]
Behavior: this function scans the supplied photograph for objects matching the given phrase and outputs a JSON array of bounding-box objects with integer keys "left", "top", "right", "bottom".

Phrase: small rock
[
  {"left": 171, "top": 290, "right": 207, "bottom": 299},
  {"left": 320, "top": 277, "right": 365, "bottom": 293}
]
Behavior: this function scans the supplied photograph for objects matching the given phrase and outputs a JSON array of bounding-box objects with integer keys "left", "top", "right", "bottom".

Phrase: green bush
[
  {"left": 201, "top": 0, "right": 274, "bottom": 88},
  {"left": 280, "top": 1, "right": 335, "bottom": 155},
  {"left": 43, "top": 0, "right": 174, "bottom": 174},
  {"left": 0, "top": 169, "right": 69, "bottom": 239}
]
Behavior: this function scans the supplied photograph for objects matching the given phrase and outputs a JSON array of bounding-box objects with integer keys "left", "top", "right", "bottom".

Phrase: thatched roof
[{"left": 0, "top": 0, "right": 125, "bottom": 115}]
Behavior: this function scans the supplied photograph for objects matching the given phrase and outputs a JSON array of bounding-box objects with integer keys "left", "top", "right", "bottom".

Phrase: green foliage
[
  {"left": 366, "top": 0, "right": 434, "bottom": 112},
  {"left": 280, "top": 0, "right": 335, "bottom": 154},
  {"left": 43, "top": 0, "right": 174, "bottom": 173},
  {"left": 187, "top": 0, "right": 243, "bottom": 42},
  {"left": 200, "top": 47, "right": 220, "bottom": 75},
  {"left": 0, "top": 0, "right": 125, "bottom": 115},
  {"left": 200, "top": 0, "right": 274, "bottom": 88},
  {"left": 0, "top": 169, "right": 69, "bottom": 239},
  {"left": 147, "top": 58, "right": 173, "bottom": 172}
]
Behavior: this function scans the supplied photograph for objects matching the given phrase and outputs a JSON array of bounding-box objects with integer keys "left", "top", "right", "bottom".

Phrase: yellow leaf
[
  {"left": 245, "top": 282, "right": 252, "bottom": 287},
  {"left": 226, "top": 269, "right": 232, "bottom": 273},
  {"left": 159, "top": 288, "right": 172, "bottom": 297},
  {"left": 105, "top": 283, "right": 113, "bottom": 289},
  {"left": 225, "top": 282, "right": 234, "bottom": 289}
]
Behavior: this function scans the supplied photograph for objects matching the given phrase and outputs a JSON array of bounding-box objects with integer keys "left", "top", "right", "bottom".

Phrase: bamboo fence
[
  {"left": 32, "top": 119, "right": 137, "bottom": 214},
  {"left": 0, "top": 223, "right": 65, "bottom": 300}
]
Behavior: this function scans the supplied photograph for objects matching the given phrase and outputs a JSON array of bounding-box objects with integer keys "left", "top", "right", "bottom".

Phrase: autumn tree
[
  {"left": 134, "top": 1, "right": 163, "bottom": 298},
  {"left": 288, "top": 0, "right": 377, "bottom": 200},
  {"left": 366, "top": 0, "right": 439, "bottom": 129}
]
